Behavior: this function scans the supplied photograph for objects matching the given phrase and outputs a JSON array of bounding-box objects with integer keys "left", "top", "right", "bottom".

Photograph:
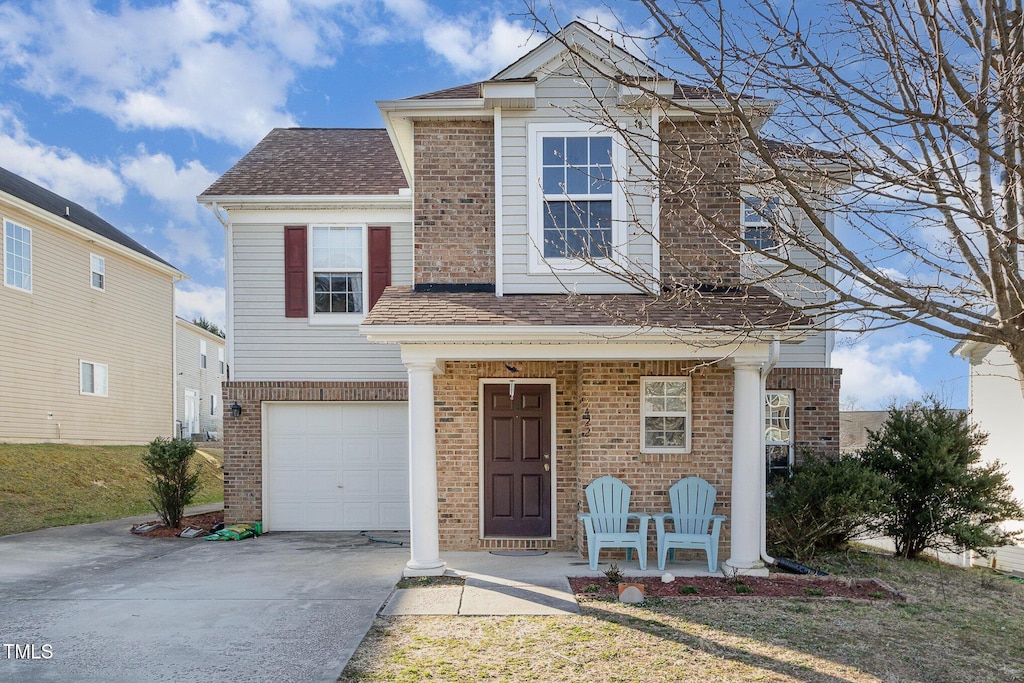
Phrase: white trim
[
  {"left": 79, "top": 360, "right": 108, "bottom": 397},
  {"left": 89, "top": 253, "right": 105, "bottom": 291},
  {"left": 765, "top": 389, "right": 795, "bottom": 475},
  {"left": 477, "top": 379, "right": 558, "bottom": 540},
  {"left": 640, "top": 376, "right": 692, "bottom": 454},
  {"left": 307, "top": 224, "right": 369, "bottom": 325},
  {"left": 650, "top": 111, "right": 662, "bottom": 284},
  {"left": 3, "top": 219, "right": 32, "bottom": 293},
  {"left": 481, "top": 81, "right": 536, "bottom": 99},
  {"left": 198, "top": 193, "right": 412, "bottom": 210},
  {"left": 494, "top": 107, "right": 504, "bottom": 297},
  {"left": 200, "top": 339, "right": 208, "bottom": 369}
]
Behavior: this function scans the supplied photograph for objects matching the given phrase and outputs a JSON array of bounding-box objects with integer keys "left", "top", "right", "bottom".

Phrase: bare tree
[{"left": 529, "top": 1, "right": 1024, "bottom": 394}]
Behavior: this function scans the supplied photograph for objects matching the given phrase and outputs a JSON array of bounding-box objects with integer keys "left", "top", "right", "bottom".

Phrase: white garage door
[{"left": 265, "top": 402, "right": 409, "bottom": 531}]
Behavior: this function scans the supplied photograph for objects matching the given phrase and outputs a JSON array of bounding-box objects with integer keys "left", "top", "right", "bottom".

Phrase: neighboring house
[
  {"left": 954, "top": 341, "right": 1024, "bottom": 574},
  {"left": 175, "top": 317, "right": 226, "bottom": 440},
  {"left": 200, "top": 24, "right": 841, "bottom": 576},
  {"left": 0, "top": 167, "right": 185, "bottom": 445},
  {"left": 839, "top": 411, "right": 890, "bottom": 453}
]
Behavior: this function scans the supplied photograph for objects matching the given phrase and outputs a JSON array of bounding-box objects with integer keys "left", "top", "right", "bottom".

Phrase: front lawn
[
  {"left": 0, "top": 443, "right": 223, "bottom": 536},
  {"left": 340, "top": 551, "right": 1024, "bottom": 682}
]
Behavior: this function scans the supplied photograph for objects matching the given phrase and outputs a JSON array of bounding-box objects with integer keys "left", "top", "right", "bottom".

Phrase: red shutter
[
  {"left": 284, "top": 225, "right": 308, "bottom": 318},
  {"left": 368, "top": 226, "right": 392, "bottom": 310}
]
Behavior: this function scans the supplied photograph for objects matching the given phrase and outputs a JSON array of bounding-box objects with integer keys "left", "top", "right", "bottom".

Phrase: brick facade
[
  {"left": 765, "top": 367, "right": 843, "bottom": 460},
  {"left": 659, "top": 119, "right": 742, "bottom": 286},
  {"left": 220, "top": 381, "right": 408, "bottom": 524},
  {"left": 413, "top": 120, "right": 495, "bottom": 284}
]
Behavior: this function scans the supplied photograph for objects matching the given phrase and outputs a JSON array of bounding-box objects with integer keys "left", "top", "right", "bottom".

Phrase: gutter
[{"left": 759, "top": 336, "right": 781, "bottom": 566}]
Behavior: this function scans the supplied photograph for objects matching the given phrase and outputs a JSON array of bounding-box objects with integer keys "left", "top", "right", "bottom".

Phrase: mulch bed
[
  {"left": 131, "top": 511, "right": 225, "bottom": 538},
  {"left": 569, "top": 574, "right": 905, "bottom": 601}
]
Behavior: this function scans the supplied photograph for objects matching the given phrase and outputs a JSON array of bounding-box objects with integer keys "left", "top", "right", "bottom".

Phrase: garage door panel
[{"left": 267, "top": 402, "right": 409, "bottom": 531}]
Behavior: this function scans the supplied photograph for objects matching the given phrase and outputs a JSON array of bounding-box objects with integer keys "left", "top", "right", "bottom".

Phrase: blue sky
[{"left": 0, "top": 0, "right": 969, "bottom": 409}]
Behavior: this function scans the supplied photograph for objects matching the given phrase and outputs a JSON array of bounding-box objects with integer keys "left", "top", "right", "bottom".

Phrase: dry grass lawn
[
  {"left": 340, "top": 551, "right": 1024, "bottom": 682},
  {"left": 0, "top": 443, "right": 223, "bottom": 536}
]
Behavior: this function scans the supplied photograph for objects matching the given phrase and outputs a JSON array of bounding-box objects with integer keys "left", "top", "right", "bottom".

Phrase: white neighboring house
[
  {"left": 954, "top": 340, "right": 1024, "bottom": 574},
  {"left": 175, "top": 317, "right": 226, "bottom": 441}
]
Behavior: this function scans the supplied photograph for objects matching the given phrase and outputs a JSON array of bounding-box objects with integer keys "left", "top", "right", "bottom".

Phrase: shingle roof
[
  {"left": 201, "top": 128, "right": 409, "bottom": 197},
  {"left": 0, "top": 166, "right": 177, "bottom": 270},
  {"left": 404, "top": 79, "right": 717, "bottom": 102},
  {"left": 362, "top": 286, "right": 808, "bottom": 329}
]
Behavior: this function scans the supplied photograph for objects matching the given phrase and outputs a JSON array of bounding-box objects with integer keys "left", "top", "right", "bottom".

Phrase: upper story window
[
  {"left": 541, "top": 135, "right": 613, "bottom": 259},
  {"left": 765, "top": 390, "right": 794, "bottom": 478},
  {"left": 200, "top": 340, "right": 208, "bottom": 369},
  {"left": 4, "top": 220, "right": 32, "bottom": 292},
  {"left": 640, "top": 377, "right": 691, "bottom": 453},
  {"left": 218, "top": 347, "right": 225, "bottom": 375},
  {"left": 311, "top": 226, "right": 364, "bottom": 315},
  {"left": 80, "top": 360, "right": 108, "bottom": 397},
  {"left": 90, "top": 254, "right": 105, "bottom": 290},
  {"left": 742, "top": 196, "right": 782, "bottom": 252}
]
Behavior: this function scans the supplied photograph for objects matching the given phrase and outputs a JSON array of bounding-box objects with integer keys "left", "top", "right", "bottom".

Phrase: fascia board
[
  {"left": 481, "top": 81, "right": 536, "bottom": 99},
  {"left": 397, "top": 340, "right": 776, "bottom": 365},
  {"left": 197, "top": 194, "right": 412, "bottom": 210},
  {"left": 2, "top": 193, "right": 185, "bottom": 280},
  {"left": 376, "top": 99, "right": 489, "bottom": 117},
  {"left": 360, "top": 324, "right": 811, "bottom": 345}
]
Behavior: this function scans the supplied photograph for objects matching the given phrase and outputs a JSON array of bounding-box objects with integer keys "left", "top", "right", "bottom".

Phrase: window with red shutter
[
  {"left": 368, "top": 226, "right": 391, "bottom": 310},
  {"left": 284, "top": 225, "right": 308, "bottom": 317}
]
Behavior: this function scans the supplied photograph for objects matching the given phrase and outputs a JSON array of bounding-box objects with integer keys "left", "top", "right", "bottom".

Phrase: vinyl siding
[
  {"left": 175, "top": 320, "right": 226, "bottom": 438},
  {"left": 228, "top": 207, "right": 411, "bottom": 381},
  {"left": 0, "top": 202, "right": 175, "bottom": 444},
  {"left": 500, "top": 63, "right": 655, "bottom": 294}
]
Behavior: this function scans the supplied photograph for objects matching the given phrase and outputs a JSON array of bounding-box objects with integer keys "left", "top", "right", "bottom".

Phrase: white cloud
[
  {"left": 833, "top": 338, "right": 931, "bottom": 409},
  {"left": 159, "top": 220, "right": 222, "bottom": 273},
  {"left": 176, "top": 282, "right": 226, "bottom": 329},
  {"left": 0, "top": 108, "right": 124, "bottom": 208},
  {"left": 121, "top": 148, "right": 220, "bottom": 221},
  {"left": 422, "top": 17, "right": 542, "bottom": 76}
]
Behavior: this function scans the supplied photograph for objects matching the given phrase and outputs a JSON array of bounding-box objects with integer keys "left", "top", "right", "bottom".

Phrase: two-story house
[
  {"left": 174, "top": 317, "right": 227, "bottom": 440},
  {"left": 0, "top": 166, "right": 185, "bottom": 444},
  {"left": 200, "top": 24, "right": 841, "bottom": 576}
]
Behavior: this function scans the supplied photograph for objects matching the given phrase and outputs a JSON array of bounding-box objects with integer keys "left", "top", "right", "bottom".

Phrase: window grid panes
[
  {"left": 91, "top": 254, "right": 105, "bottom": 290},
  {"left": 765, "top": 390, "right": 794, "bottom": 477},
  {"left": 742, "top": 196, "right": 781, "bottom": 252},
  {"left": 541, "top": 136, "right": 613, "bottom": 259},
  {"left": 642, "top": 378, "right": 690, "bottom": 452},
  {"left": 200, "top": 340, "right": 207, "bottom": 369},
  {"left": 312, "top": 226, "right": 364, "bottom": 314},
  {"left": 4, "top": 221, "right": 32, "bottom": 291},
  {"left": 81, "top": 361, "right": 108, "bottom": 397},
  {"left": 218, "top": 348, "right": 225, "bottom": 375}
]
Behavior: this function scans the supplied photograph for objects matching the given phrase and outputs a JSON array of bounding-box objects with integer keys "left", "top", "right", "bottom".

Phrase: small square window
[
  {"left": 80, "top": 361, "right": 108, "bottom": 397},
  {"left": 90, "top": 254, "right": 105, "bottom": 290},
  {"left": 641, "top": 377, "right": 690, "bottom": 453},
  {"left": 742, "top": 196, "right": 782, "bottom": 252}
]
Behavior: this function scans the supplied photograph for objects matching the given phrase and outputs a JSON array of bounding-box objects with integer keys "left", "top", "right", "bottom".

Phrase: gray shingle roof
[
  {"left": 0, "top": 166, "right": 177, "bottom": 270},
  {"left": 362, "top": 286, "right": 808, "bottom": 329},
  {"left": 201, "top": 128, "right": 409, "bottom": 197}
]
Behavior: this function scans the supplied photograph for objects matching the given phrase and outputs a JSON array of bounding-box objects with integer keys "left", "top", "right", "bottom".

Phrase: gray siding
[{"left": 175, "top": 320, "right": 226, "bottom": 438}]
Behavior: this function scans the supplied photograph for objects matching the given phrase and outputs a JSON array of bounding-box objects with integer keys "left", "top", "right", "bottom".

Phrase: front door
[
  {"left": 483, "top": 383, "right": 552, "bottom": 536},
  {"left": 184, "top": 389, "right": 199, "bottom": 436}
]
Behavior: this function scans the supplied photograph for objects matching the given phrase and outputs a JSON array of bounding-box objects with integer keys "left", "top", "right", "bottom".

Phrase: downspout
[{"left": 759, "top": 336, "right": 781, "bottom": 565}]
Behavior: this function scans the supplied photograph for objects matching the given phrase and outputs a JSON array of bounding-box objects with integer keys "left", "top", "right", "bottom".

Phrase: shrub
[
  {"left": 142, "top": 437, "right": 201, "bottom": 528},
  {"left": 860, "top": 397, "right": 1024, "bottom": 558},
  {"left": 767, "top": 452, "right": 890, "bottom": 561}
]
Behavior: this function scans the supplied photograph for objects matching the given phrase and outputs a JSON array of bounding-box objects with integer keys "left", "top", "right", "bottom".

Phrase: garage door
[{"left": 265, "top": 402, "right": 409, "bottom": 531}]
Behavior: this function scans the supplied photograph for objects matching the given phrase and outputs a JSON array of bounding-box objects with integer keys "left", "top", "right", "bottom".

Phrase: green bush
[
  {"left": 861, "top": 397, "right": 1024, "bottom": 558},
  {"left": 767, "top": 452, "right": 890, "bottom": 561},
  {"left": 142, "top": 437, "right": 201, "bottom": 528}
]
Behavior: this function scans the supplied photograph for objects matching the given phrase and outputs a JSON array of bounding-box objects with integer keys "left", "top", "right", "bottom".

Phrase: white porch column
[
  {"left": 404, "top": 361, "right": 446, "bottom": 576},
  {"left": 725, "top": 359, "right": 769, "bottom": 576}
]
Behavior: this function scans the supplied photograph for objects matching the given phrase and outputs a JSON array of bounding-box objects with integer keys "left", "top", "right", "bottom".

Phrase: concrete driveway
[{"left": 0, "top": 512, "right": 407, "bottom": 682}]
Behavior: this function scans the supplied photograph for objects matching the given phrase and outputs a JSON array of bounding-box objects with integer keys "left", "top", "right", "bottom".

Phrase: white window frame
[
  {"left": 740, "top": 193, "right": 787, "bottom": 256},
  {"left": 765, "top": 390, "right": 794, "bottom": 476},
  {"left": 218, "top": 347, "right": 225, "bottom": 375},
  {"left": 4, "top": 219, "right": 32, "bottom": 293},
  {"left": 527, "top": 122, "right": 625, "bottom": 273},
  {"left": 308, "top": 224, "right": 368, "bottom": 325},
  {"left": 200, "top": 340, "right": 208, "bottom": 369},
  {"left": 90, "top": 253, "right": 105, "bottom": 291},
  {"left": 80, "top": 360, "right": 108, "bottom": 397},
  {"left": 640, "top": 376, "right": 691, "bottom": 454}
]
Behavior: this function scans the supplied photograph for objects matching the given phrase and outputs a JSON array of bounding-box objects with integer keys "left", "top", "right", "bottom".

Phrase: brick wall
[
  {"left": 659, "top": 119, "right": 742, "bottom": 286},
  {"left": 413, "top": 120, "right": 495, "bottom": 284},
  {"left": 221, "top": 381, "right": 408, "bottom": 524},
  {"left": 765, "top": 367, "right": 842, "bottom": 460}
]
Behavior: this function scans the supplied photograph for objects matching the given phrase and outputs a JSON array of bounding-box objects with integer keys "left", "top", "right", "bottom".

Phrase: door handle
[{"left": 543, "top": 464, "right": 550, "bottom": 472}]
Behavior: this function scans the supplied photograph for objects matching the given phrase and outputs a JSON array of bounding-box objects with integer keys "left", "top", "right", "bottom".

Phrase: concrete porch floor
[{"left": 382, "top": 550, "right": 724, "bottom": 616}]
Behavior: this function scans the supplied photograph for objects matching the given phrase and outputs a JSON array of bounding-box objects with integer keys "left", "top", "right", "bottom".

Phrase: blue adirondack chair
[
  {"left": 578, "top": 476, "right": 651, "bottom": 570},
  {"left": 654, "top": 477, "right": 726, "bottom": 572}
]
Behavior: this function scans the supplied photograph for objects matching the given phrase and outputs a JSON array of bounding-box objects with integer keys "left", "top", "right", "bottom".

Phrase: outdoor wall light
[{"left": 230, "top": 402, "right": 243, "bottom": 418}]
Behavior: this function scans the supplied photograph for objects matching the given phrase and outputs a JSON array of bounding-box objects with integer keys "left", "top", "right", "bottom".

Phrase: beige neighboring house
[
  {"left": 174, "top": 317, "right": 226, "bottom": 440},
  {"left": 954, "top": 340, "right": 1024, "bottom": 574},
  {"left": 0, "top": 167, "right": 185, "bottom": 445}
]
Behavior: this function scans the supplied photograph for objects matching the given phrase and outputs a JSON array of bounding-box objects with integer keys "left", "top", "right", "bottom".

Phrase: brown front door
[{"left": 483, "top": 383, "right": 552, "bottom": 536}]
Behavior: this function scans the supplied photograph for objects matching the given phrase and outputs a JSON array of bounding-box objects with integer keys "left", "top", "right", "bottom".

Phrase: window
[
  {"left": 4, "top": 220, "right": 32, "bottom": 291},
  {"left": 311, "top": 226, "right": 364, "bottom": 314},
  {"left": 641, "top": 377, "right": 690, "bottom": 453},
  {"left": 540, "top": 135, "right": 613, "bottom": 259},
  {"left": 210, "top": 394, "right": 217, "bottom": 416},
  {"left": 200, "top": 340, "right": 207, "bottom": 369},
  {"left": 218, "top": 347, "right": 225, "bottom": 375},
  {"left": 765, "top": 390, "right": 794, "bottom": 478},
  {"left": 80, "top": 361, "right": 108, "bottom": 397},
  {"left": 742, "top": 196, "right": 782, "bottom": 252},
  {"left": 90, "top": 254, "right": 105, "bottom": 290}
]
